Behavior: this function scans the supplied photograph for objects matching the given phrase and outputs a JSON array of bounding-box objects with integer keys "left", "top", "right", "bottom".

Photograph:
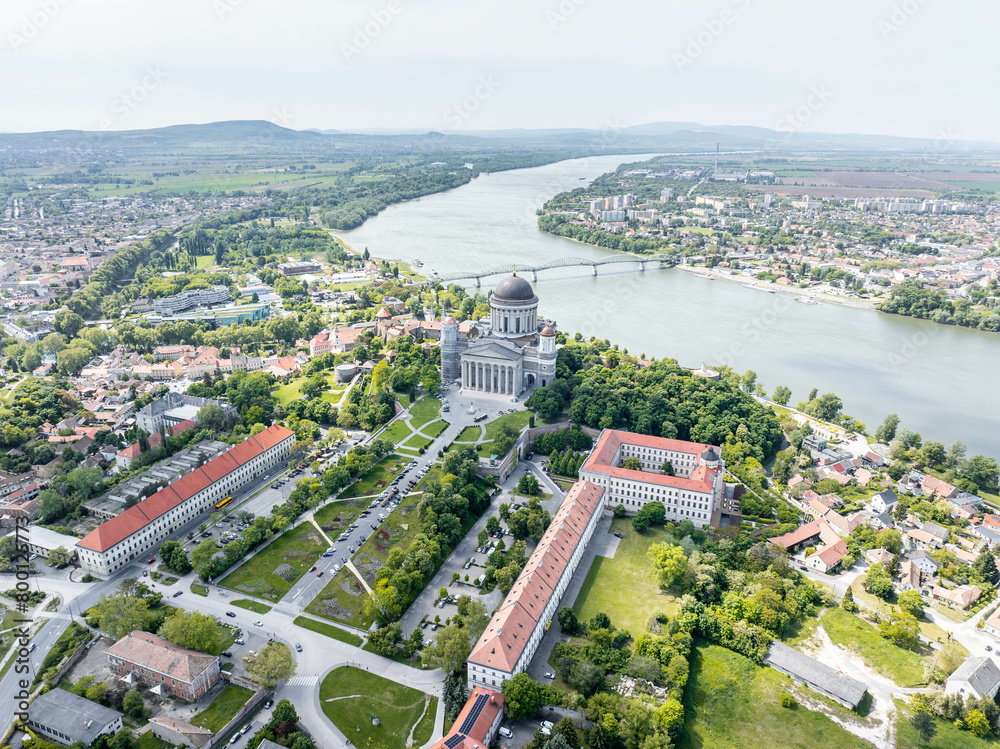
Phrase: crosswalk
[{"left": 285, "top": 676, "right": 319, "bottom": 686}]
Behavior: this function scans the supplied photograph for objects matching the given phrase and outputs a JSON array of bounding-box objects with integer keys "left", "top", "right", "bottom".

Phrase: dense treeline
[
  {"left": 879, "top": 280, "right": 1000, "bottom": 332},
  {"left": 526, "top": 342, "right": 784, "bottom": 463},
  {"left": 538, "top": 214, "right": 680, "bottom": 255}
]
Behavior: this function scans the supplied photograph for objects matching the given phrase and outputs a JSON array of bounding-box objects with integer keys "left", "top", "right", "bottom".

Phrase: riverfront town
[{"left": 2, "top": 132, "right": 1000, "bottom": 749}]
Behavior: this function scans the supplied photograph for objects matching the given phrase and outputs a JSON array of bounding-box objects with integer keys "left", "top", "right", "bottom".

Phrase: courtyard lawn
[
  {"left": 381, "top": 420, "right": 414, "bottom": 446},
  {"left": 454, "top": 426, "right": 482, "bottom": 444},
  {"left": 680, "top": 644, "right": 872, "bottom": 749},
  {"left": 191, "top": 684, "right": 254, "bottom": 733},
  {"left": 820, "top": 607, "right": 928, "bottom": 686},
  {"left": 400, "top": 433, "right": 433, "bottom": 452},
  {"left": 421, "top": 419, "right": 448, "bottom": 439},
  {"left": 219, "top": 521, "right": 327, "bottom": 601},
  {"left": 572, "top": 518, "right": 678, "bottom": 635},
  {"left": 305, "top": 568, "right": 374, "bottom": 629},
  {"left": 230, "top": 599, "right": 272, "bottom": 614},
  {"left": 408, "top": 396, "right": 442, "bottom": 429},
  {"left": 483, "top": 410, "right": 531, "bottom": 440},
  {"left": 293, "top": 615, "right": 363, "bottom": 646},
  {"left": 319, "top": 666, "right": 435, "bottom": 749},
  {"left": 341, "top": 454, "right": 406, "bottom": 497}
]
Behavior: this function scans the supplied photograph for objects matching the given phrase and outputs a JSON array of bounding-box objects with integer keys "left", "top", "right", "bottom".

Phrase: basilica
[{"left": 449, "top": 273, "right": 557, "bottom": 399}]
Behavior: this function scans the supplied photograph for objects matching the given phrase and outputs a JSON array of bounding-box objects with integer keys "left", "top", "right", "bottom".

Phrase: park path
[{"left": 346, "top": 560, "right": 373, "bottom": 594}]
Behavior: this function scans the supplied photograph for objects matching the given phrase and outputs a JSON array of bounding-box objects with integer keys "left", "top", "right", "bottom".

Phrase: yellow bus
[{"left": 215, "top": 496, "right": 233, "bottom": 511}]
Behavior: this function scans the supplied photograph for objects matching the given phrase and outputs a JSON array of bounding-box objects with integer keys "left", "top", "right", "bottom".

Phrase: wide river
[{"left": 340, "top": 154, "right": 1000, "bottom": 460}]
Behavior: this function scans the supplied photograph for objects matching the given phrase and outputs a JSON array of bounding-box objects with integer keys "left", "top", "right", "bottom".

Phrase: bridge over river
[{"left": 433, "top": 253, "right": 678, "bottom": 285}]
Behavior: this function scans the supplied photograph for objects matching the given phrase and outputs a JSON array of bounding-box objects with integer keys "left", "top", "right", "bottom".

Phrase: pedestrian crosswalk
[{"left": 285, "top": 676, "right": 319, "bottom": 686}]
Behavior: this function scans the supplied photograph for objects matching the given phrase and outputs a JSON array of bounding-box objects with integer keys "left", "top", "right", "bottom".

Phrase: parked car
[
  {"left": 499, "top": 727, "right": 513, "bottom": 739},
  {"left": 241, "top": 724, "right": 251, "bottom": 734},
  {"left": 613, "top": 532, "right": 623, "bottom": 539},
  {"left": 264, "top": 699, "right": 273, "bottom": 710},
  {"left": 226, "top": 611, "right": 237, "bottom": 618},
  {"left": 228, "top": 735, "right": 239, "bottom": 745},
  {"left": 295, "top": 643, "right": 303, "bottom": 652},
  {"left": 147, "top": 558, "right": 155, "bottom": 564},
  {"left": 253, "top": 620, "right": 263, "bottom": 627},
  {"left": 544, "top": 672, "right": 555, "bottom": 679},
  {"left": 317, "top": 571, "right": 323, "bottom": 577},
  {"left": 172, "top": 591, "right": 183, "bottom": 598},
  {"left": 222, "top": 650, "right": 232, "bottom": 657}
]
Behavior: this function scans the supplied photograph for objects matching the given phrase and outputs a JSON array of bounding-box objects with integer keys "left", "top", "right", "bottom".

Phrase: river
[{"left": 339, "top": 154, "right": 1000, "bottom": 460}]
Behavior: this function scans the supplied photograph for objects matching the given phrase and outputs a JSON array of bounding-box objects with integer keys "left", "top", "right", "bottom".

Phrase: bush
[{"left": 780, "top": 693, "right": 797, "bottom": 709}]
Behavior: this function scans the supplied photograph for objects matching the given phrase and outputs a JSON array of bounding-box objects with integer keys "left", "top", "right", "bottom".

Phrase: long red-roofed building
[
  {"left": 579, "top": 429, "right": 725, "bottom": 528},
  {"left": 76, "top": 425, "right": 294, "bottom": 575},
  {"left": 428, "top": 687, "right": 505, "bottom": 749},
  {"left": 467, "top": 481, "right": 606, "bottom": 690}
]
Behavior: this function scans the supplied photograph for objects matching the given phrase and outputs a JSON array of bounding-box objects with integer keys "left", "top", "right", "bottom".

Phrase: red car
[
  {"left": 317, "top": 570, "right": 323, "bottom": 577},
  {"left": 147, "top": 558, "right": 155, "bottom": 564}
]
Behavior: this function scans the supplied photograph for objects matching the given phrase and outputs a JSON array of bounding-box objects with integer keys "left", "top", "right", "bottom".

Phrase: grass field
[
  {"left": 894, "top": 697, "right": 998, "bottom": 748},
  {"left": 483, "top": 410, "right": 531, "bottom": 440},
  {"left": 191, "top": 684, "right": 254, "bottom": 733},
  {"left": 820, "top": 607, "right": 927, "bottom": 686},
  {"left": 219, "top": 520, "right": 327, "bottom": 601},
  {"left": 191, "top": 583, "right": 208, "bottom": 597},
  {"left": 400, "top": 433, "right": 433, "bottom": 451},
  {"left": 382, "top": 420, "right": 414, "bottom": 445},
  {"left": 341, "top": 454, "right": 406, "bottom": 497},
  {"left": 422, "top": 419, "right": 448, "bottom": 439},
  {"left": 571, "top": 518, "right": 677, "bottom": 635},
  {"left": 680, "top": 644, "right": 872, "bottom": 749},
  {"left": 319, "top": 666, "right": 435, "bottom": 749},
  {"left": 293, "top": 615, "right": 363, "bottom": 646},
  {"left": 230, "top": 599, "right": 272, "bottom": 614},
  {"left": 454, "top": 426, "right": 482, "bottom": 443},
  {"left": 306, "top": 568, "right": 375, "bottom": 631},
  {"left": 133, "top": 733, "right": 171, "bottom": 749},
  {"left": 408, "top": 396, "right": 442, "bottom": 428},
  {"left": 313, "top": 501, "right": 364, "bottom": 534}
]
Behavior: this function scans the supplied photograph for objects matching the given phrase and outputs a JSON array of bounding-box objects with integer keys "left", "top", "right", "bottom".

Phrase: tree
[
  {"left": 158, "top": 610, "right": 222, "bottom": 654},
  {"left": 967, "top": 709, "right": 991, "bottom": 738},
  {"left": 422, "top": 624, "right": 471, "bottom": 674},
  {"left": 502, "top": 673, "right": 541, "bottom": 720},
  {"left": 91, "top": 593, "right": 150, "bottom": 640},
  {"left": 54, "top": 309, "right": 85, "bottom": 338},
  {"left": 919, "top": 442, "right": 946, "bottom": 468},
  {"left": 909, "top": 712, "right": 936, "bottom": 746},
  {"left": 517, "top": 473, "right": 540, "bottom": 496},
  {"left": 973, "top": 545, "right": 999, "bottom": 586},
  {"left": 621, "top": 456, "right": 643, "bottom": 471},
  {"left": 878, "top": 611, "right": 920, "bottom": 650},
  {"left": 558, "top": 606, "right": 580, "bottom": 635},
  {"left": 85, "top": 682, "right": 109, "bottom": 704},
  {"left": 246, "top": 642, "right": 295, "bottom": 687},
  {"left": 863, "top": 563, "right": 894, "bottom": 600},
  {"left": 945, "top": 441, "right": 967, "bottom": 469},
  {"left": 875, "top": 413, "right": 900, "bottom": 443},
  {"left": 191, "top": 539, "right": 217, "bottom": 579},
  {"left": 840, "top": 586, "right": 857, "bottom": 612},
  {"left": 159, "top": 541, "right": 192, "bottom": 574},
  {"left": 272, "top": 698, "right": 299, "bottom": 725},
  {"left": 122, "top": 689, "right": 144, "bottom": 718},
  {"left": 647, "top": 543, "right": 687, "bottom": 588},
  {"left": 47, "top": 546, "right": 71, "bottom": 568},
  {"left": 771, "top": 385, "right": 792, "bottom": 405},
  {"left": 962, "top": 455, "right": 999, "bottom": 491},
  {"left": 197, "top": 403, "right": 231, "bottom": 431},
  {"left": 898, "top": 590, "right": 924, "bottom": 618}
]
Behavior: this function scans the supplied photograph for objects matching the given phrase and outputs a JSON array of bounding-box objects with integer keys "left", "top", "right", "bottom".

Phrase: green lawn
[
  {"left": 133, "top": 733, "right": 171, "bottom": 749},
  {"left": 273, "top": 378, "right": 308, "bottom": 407},
  {"left": 820, "top": 607, "right": 927, "bottom": 686},
  {"left": 483, "top": 410, "right": 531, "bottom": 440},
  {"left": 219, "top": 520, "right": 327, "bottom": 601},
  {"left": 382, "top": 420, "right": 415, "bottom": 445},
  {"left": 341, "top": 454, "right": 407, "bottom": 497},
  {"left": 191, "top": 584, "right": 208, "bottom": 597},
  {"left": 293, "top": 615, "right": 363, "bottom": 646},
  {"left": 680, "top": 644, "right": 872, "bottom": 749},
  {"left": 400, "top": 433, "right": 433, "bottom": 451},
  {"left": 306, "top": 568, "right": 375, "bottom": 631},
  {"left": 313, "top": 501, "right": 365, "bottom": 535},
  {"left": 421, "top": 419, "right": 449, "bottom": 439},
  {"left": 571, "top": 518, "right": 677, "bottom": 635},
  {"left": 454, "top": 426, "right": 482, "bottom": 443},
  {"left": 412, "top": 697, "right": 438, "bottom": 746},
  {"left": 230, "top": 599, "right": 272, "bottom": 614},
  {"left": 319, "top": 666, "right": 434, "bottom": 749},
  {"left": 191, "top": 684, "right": 254, "bottom": 733},
  {"left": 408, "top": 396, "right": 442, "bottom": 429}
]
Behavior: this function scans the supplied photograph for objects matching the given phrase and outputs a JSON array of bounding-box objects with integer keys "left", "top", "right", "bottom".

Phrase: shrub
[{"left": 780, "top": 693, "right": 797, "bottom": 709}]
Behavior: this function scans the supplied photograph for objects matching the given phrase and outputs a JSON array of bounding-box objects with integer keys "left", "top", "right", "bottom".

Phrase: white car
[
  {"left": 541, "top": 721, "right": 554, "bottom": 730},
  {"left": 253, "top": 620, "right": 263, "bottom": 627},
  {"left": 498, "top": 727, "right": 513, "bottom": 739}
]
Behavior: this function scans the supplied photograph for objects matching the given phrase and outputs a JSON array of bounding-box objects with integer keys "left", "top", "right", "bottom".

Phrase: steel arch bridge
[{"left": 434, "top": 254, "right": 678, "bottom": 285}]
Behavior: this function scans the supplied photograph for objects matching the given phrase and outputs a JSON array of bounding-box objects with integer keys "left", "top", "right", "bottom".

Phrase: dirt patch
[
  {"left": 303, "top": 530, "right": 322, "bottom": 545},
  {"left": 317, "top": 599, "right": 352, "bottom": 621},
  {"left": 273, "top": 563, "right": 296, "bottom": 582},
  {"left": 339, "top": 578, "right": 366, "bottom": 597},
  {"left": 356, "top": 554, "right": 383, "bottom": 587}
]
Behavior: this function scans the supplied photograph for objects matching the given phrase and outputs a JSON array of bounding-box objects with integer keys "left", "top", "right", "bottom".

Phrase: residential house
[
  {"left": 870, "top": 489, "right": 898, "bottom": 514},
  {"left": 905, "top": 529, "right": 942, "bottom": 550},
  {"left": 106, "top": 631, "right": 220, "bottom": 701},
  {"left": 922, "top": 521, "right": 949, "bottom": 545},
  {"left": 923, "top": 475, "right": 959, "bottom": 500},
  {"left": 823, "top": 509, "right": 866, "bottom": 537},
  {"left": 148, "top": 716, "right": 213, "bottom": 748},
  {"left": 945, "top": 656, "right": 1000, "bottom": 699},
  {"left": 932, "top": 584, "right": 982, "bottom": 610},
  {"left": 864, "top": 548, "right": 895, "bottom": 565},
  {"left": 898, "top": 560, "right": 922, "bottom": 591},
  {"left": 982, "top": 608, "right": 1000, "bottom": 638},
  {"left": 908, "top": 550, "right": 940, "bottom": 577}
]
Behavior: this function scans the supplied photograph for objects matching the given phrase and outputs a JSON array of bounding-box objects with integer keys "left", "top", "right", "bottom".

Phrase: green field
[
  {"left": 381, "top": 420, "right": 414, "bottom": 445},
  {"left": 219, "top": 520, "right": 328, "bottom": 600},
  {"left": 680, "top": 644, "right": 872, "bottom": 749},
  {"left": 341, "top": 454, "right": 406, "bottom": 497},
  {"left": 483, "top": 410, "right": 531, "bottom": 440},
  {"left": 454, "top": 426, "right": 483, "bottom": 443},
  {"left": 230, "top": 599, "right": 272, "bottom": 613},
  {"left": 319, "top": 667, "right": 435, "bottom": 749},
  {"left": 191, "top": 584, "right": 208, "bottom": 597},
  {"left": 400, "top": 433, "right": 433, "bottom": 451},
  {"left": 191, "top": 684, "right": 254, "bottom": 733},
  {"left": 820, "top": 607, "right": 927, "bottom": 686},
  {"left": 570, "top": 518, "right": 677, "bottom": 635},
  {"left": 408, "top": 396, "right": 442, "bottom": 428},
  {"left": 894, "top": 697, "right": 998, "bottom": 749},
  {"left": 422, "top": 419, "right": 448, "bottom": 439},
  {"left": 353, "top": 495, "right": 423, "bottom": 586},
  {"left": 306, "top": 568, "right": 374, "bottom": 630},
  {"left": 133, "top": 733, "right": 171, "bottom": 749},
  {"left": 313, "top": 501, "right": 364, "bottom": 535},
  {"left": 293, "top": 615, "right": 363, "bottom": 646}
]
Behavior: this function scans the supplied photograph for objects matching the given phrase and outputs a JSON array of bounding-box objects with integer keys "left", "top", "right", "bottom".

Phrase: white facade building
[
  {"left": 579, "top": 429, "right": 725, "bottom": 528},
  {"left": 75, "top": 425, "right": 294, "bottom": 575},
  {"left": 153, "top": 285, "right": 230, "bottom": 315},
  {"left": 467, "top": 481, "right": 606, "bottom": 690}
]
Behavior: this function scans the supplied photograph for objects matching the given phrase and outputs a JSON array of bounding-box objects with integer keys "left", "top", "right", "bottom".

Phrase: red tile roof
[
  {"left": 78, "top": 425, "right": 293, "bottom": 553},
  {"left": 428, "top": 688, "right": 504, "bottom": 749},
  {"left": 581, "top": 429, "right": 720, "bottom": 493},
  {"left": 106, "top": 631, "right": 218, "bottom": 683}
]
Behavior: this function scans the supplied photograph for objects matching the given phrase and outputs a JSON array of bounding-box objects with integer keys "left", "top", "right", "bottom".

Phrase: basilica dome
[{"left": 493, "top": 273, "right": 536, "bottom": 301}]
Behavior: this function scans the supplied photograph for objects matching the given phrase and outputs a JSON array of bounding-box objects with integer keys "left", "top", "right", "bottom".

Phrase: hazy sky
[{"left": 2, "top": 0, "right": 994, "bottom": 141}]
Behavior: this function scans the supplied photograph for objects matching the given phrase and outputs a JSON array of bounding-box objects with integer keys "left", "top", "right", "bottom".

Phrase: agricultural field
[{"left": 219, "top": 520, "right": 327, "bottom": 601}]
